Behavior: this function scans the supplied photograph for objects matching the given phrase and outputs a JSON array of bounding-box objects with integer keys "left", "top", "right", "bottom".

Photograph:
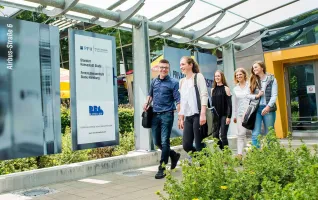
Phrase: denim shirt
[{"left": 148, "top": 75, "right": 180, "bottom": 113}]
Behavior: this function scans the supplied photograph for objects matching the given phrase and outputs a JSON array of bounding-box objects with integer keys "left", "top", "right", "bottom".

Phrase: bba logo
[{"left": 89, "top": 106, "right": 104, "bottom": 116}]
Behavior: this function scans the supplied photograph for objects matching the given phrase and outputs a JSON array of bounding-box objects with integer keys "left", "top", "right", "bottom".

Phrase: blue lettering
[
  {"left": 89, "top": 105, "right": 104, "bottom": 116},
  {"left": 172, "top": 70, "right": 185, "bottom": 80}
]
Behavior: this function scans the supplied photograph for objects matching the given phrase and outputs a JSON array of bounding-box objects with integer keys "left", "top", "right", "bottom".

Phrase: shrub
[
  {"left": 37, "top": 126, "right": 91, "bottom": 168},
  {"left": 0, "top": 105, "right": 135, "bottom": 175},
  {"left": 0, "top": 157, "right": 38, "bottom": 175},
  {"left": 112, "top": 131, "right": 135, "bottom": 156},
  {"left": 291, "top": 101, "right": 299, "bottom": 113},
  {"left": 118, "top": 105, "right": 134, "bottom": 133},
  {"left": 61, "top": 105, "right": 70, "bottom": 134},
  {"left": 89, "top": 132, "right": 135, "bottom": 158},
  {"left": 170, "top": 137, "right": 182, "bottom": 146},
  {"left": 158, "top": 129, "right": 318, "bottom": 200}
]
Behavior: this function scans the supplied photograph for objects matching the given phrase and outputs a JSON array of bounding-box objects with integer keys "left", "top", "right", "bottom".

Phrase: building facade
[{"left": 235, "top": 10, "right": 318, "bottom": 138}]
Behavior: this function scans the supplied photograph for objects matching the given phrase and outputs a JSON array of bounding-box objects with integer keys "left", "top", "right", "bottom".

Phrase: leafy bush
[
  {"left": 112, "top": 132, "right": 135, "bottom": 156},
  {"left": 118, "top": 105, "right": 134, "bottom": 133},
  {"left": 171, "top": 137, "right": 182, "bottom": 146},
  {"left": 158, "top": 129, "right": 318, "bottom": 200},
  {"left": 291, "top": 101, "right": 299, "bottom": 113},
  {"left": 89, "top": 132, "right": 135, "bottom": 158},
  {"left": 0, "top": 105, "right": 136, "bottom": 175},
  {"left": 37, "top": 126, "right": 91, "bottom": 168},
  {"left": 61, "top": 105, "right": 70, "bottom": 134},
  {"left": 0, "top": 157, "right": 38, "bottom": 175}
]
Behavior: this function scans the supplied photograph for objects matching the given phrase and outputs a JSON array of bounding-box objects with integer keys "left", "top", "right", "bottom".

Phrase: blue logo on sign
[
  {"left": 89, "top": 106, "right": 104, "bottom": 116},
  {"left": 80, "top": 46, "right": 92, "bottom": 51}
]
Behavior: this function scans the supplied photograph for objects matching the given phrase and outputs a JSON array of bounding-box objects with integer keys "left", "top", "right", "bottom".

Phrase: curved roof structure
[{"left": 0, "top": 0, "right": 317, "bottom": 48}]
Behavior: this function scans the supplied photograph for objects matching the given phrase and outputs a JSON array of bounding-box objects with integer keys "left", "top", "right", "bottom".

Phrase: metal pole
[
  {"left": 25, "top": 0, "right": 221, "bottom": 45},
  {"left": 222, "top": 42, "right": 236, "bottom": 137},
  {"left": 149, "top": 0, "right": 190, "bottom": 21},
  {"left": 132, "top": 16, "right": 154, "bottom": 151}
]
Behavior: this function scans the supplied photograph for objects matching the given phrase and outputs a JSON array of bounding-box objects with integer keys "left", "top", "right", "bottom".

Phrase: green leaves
[
  {"left": 0, "top": 105, "right": 136, "bottom": 175},
  {"left": 160, "top": 129, "right": 318, "bottom": 200}
]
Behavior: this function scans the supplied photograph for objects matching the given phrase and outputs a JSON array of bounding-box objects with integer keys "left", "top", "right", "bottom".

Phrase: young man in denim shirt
[{"left": 143, "top": 59, "right": 181, "bottom": 179}]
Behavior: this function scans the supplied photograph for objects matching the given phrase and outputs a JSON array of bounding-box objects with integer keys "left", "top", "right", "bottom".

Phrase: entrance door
[{"left": 285, "top": 61, "right": 318, "bottom": 136}]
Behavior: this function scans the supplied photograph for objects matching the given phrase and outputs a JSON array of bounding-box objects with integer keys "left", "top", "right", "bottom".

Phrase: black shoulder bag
[
  {"left": 242, "top": 81, "right": 261, "bottom": 130},
  {"left": 141, "top": 79, "right": 156, "bottom": 128},
  {"left": 141, "top": 98, "right": 153, "bottom": 128}
]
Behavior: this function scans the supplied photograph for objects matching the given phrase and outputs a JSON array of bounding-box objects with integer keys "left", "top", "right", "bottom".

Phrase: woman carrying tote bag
[{"left": 178, "top": 56, "right": 208, "bottom": 153}]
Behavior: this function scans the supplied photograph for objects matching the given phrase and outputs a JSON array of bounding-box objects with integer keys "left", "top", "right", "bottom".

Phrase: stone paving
[
  {"left": 0, "top": 165, "right": 182, "bottom": 200},
  {"left": 1, "top": 138, "right": 317, "bottom": 200}
]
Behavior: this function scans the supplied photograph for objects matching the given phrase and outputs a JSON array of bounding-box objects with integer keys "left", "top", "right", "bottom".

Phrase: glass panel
[
  {"left": 262, "top": 10, "right": 318, "bottom": 51},
  {"left": 288, "top": 64, "right": 318, "bottom": 131}
]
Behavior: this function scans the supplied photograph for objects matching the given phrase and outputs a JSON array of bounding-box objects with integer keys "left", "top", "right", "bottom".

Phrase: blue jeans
[
  {"left": 252, "top": 105, "right": 276, "bottom": 148},
  {"left": 151, "top": 111, "right": 176, "bottom": 165}
]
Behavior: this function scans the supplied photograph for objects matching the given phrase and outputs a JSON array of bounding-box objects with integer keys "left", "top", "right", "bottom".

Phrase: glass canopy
[{"left": 0, "top": 0, "right": 317, "bottom": 39}]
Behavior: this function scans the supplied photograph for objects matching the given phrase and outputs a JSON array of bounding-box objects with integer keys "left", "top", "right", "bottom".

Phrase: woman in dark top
[{"left": 211, "top": 70, "right": 232, "bottom": 150}]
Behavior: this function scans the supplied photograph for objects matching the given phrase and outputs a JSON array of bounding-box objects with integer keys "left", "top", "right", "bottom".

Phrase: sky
[{"left": 1, "top": 0, "right": 317, "bottom": 38}]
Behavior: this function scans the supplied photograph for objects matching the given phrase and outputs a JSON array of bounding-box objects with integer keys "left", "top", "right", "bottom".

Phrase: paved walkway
[
  {"left": 1, "top": 138, "right": 317, "bottom": 200},
  {"left": 0, "top": 165, "right": 181, "bottom": 200}
]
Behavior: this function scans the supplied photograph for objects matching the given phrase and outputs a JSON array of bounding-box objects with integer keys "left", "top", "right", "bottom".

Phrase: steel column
[
  {"left": 222, "top": 42, "right": 236, "bottom": 136},
  {"left": 133, "top": 16, "right": 154, "bottom": 151}
]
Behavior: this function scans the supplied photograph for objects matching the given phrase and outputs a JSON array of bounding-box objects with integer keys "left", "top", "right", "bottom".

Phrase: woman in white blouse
[
  {"left": 233, "top": 68, "right": 250, "bottom": 160},
  {"left": 233, "top": 68, "right": 263, "bottom": 160},
  {"left": 178, "top": 56, "right": 208, "bottom": 153}
]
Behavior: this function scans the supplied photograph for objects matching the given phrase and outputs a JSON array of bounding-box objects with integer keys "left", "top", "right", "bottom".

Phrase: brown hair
[
  {"left": 234, "top": 68, "right": 248, "bottom": 84},
  {"left": 250, "top": 61, "right": 266, "bottom": 93},
  {"left": 212, "top": 70, "right": 228, "bottom": 89},
  {"left": 159, "top": 59, "right": 170, "bottom": 66},
  {"left": 181, "top": 56, "right": 200, "bottom": 73}
]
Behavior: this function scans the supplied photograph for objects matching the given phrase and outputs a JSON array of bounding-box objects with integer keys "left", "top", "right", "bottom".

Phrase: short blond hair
[{"left": 234, "top": 68, "right": 248, "bottom": 84}]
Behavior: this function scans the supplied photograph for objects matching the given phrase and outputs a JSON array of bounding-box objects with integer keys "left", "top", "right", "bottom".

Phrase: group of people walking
[{"left": 143, "top": 57, "right": 278, "bottom": 179}]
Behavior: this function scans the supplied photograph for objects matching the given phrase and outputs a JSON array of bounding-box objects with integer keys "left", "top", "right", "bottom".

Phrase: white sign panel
[
  {"left": 69, "top": 30, "right": 119, "bottom": 150},
  {"left": 307, "top": 85, "right": 315, "bottom": 94}
]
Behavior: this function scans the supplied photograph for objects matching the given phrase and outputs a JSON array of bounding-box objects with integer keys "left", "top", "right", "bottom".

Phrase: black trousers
[
  {"left": 213, "top": 116, "right": 229, "bottom": 150},
  {"left": 182, "top": 114, "right": 206, "bottom": 153}
]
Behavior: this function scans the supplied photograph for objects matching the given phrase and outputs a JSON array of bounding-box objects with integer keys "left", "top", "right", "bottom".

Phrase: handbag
[
  {"left": 194, "top": 73, "right": 217, "bottom": 138},
  {"left": 242, "top": 99, "right": 259, "bottom": 130},
  {"left": 242, "top": 79, "right": 261, "bottom": 130},
  {"left": 141, "top": 98, "right": 153, "bottom": 128}
]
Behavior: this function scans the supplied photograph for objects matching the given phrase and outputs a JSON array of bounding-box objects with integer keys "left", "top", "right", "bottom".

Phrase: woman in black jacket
[{"left": 211, "top": 70, "right": 232, "bottom": 150}]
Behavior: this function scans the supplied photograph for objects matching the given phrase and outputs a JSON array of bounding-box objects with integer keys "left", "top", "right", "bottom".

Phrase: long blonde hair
[{"left": 250, "top": 61, "right": 266, "bottom": 93}]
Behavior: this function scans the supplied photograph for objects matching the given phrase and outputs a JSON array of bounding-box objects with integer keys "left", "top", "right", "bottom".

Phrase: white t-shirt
[{"left": 179, "top": 78, "right": 199, "bottom": 117}]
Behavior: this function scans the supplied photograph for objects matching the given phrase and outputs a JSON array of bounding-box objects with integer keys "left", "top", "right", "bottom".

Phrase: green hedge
[
  {"left": 118, "top": 105, "right": 134, "bottom": 133},
  {"left": 0, "top": 105, "right": 135, "bottom": 175},
  {"left": 158, "top": 130, "right": 318, "bottom": 200}
]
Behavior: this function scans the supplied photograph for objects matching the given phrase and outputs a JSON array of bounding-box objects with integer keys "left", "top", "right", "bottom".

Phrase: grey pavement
[
  {"left": 0, "top": 138, "right": 317, "bottom": 200},
  {"left": 0, "top": 165, "right": 182, "bottom": 200}
]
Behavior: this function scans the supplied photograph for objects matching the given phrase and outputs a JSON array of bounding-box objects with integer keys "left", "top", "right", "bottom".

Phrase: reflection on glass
[
  {"left": 262, "top": 11, "right": 318, "bottom": 51},
  {"left": 288, "top": 64, "right": 318, "bottom": 131}
]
